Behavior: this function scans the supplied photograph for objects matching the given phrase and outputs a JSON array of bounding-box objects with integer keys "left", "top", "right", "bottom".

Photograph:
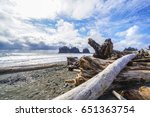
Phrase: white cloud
[
  {"left": 61, "top": 0, "right": 98, "bottom": 20},
  {"left": 4, "top": 0, "right": 99, "bottom": 20},
  {"left": 88, "top": 29, "right": 105, "bottom": 43},
  {"left": 114, "top": 25, "right": 149, "bottom": 50},
  {"left": 0, "top": 0, "right": 102, "bottom": 50},
  {"left": 116, "top": 25, "right": 139, "bottom": 38},
  {"left": 0, "top": 7, "right": 90, "bottom": 50},
  {"left": 96, "top": 0, "right": 124, "bottom": 15}
]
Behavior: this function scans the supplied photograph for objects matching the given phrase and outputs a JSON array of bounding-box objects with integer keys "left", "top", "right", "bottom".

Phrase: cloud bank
[{"left": 0, "top": 0, "right": 150, "bottom": 51}]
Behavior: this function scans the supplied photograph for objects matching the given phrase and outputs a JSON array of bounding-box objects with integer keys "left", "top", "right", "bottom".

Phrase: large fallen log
[
  {"left": 53, "top": 54, "right": 136, "bottom": 100},
  {"left": 65, "top": 55, "right": 150, "bottom": 86},
  {"left": 0, "top": 63, "right": 64, "bottom": 75}
]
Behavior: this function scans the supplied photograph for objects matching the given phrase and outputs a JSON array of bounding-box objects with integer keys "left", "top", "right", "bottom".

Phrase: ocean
[{"left": 0, "top": 50, "right": 92, "bottom": 68}]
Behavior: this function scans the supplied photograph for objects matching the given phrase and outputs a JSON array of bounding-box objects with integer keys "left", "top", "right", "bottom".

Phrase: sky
[{"left": 0, "top": 0, "right": 150, "bottom": 51}]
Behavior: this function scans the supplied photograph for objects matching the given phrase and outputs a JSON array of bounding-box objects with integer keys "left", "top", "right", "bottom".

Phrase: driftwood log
[
  {"left": 88, "top": 38, "right": 113, "bottom": 59},
  {"left": 67, "top": 57, "right": 79, "bottom": 71},
  {"left": 65, "top": 55, "right": 150, "bottom": 86},
  {"left": 65, "top": 56, "right": 114, "bottom": 85},
  {"left": 0, "top": 63, "right": 64, "bottom": 75},
  {"left": 53, "top": 54, "right": 136, "bottom": 100},
  {"left": 88, "top": 38, "right": 126, "bottom": 59},
  {"left": 112, "top": 90, "right": 126, "bottom": 100}
]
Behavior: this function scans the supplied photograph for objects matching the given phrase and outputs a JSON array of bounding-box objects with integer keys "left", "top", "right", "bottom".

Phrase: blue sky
[{"left": 0, "top": 0, "right": 150, "bottom": 51}]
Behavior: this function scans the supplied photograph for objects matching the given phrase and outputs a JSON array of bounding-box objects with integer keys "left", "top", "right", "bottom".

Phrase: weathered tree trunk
[
  {"left": 53, "top": 54, "right": 136, "bottom": 100},
  {"left": 88, "top": 38, "right": 113, "bottom": 59},
  {"left": 0, "top": 63, "right": 64, "bottom": 75}
]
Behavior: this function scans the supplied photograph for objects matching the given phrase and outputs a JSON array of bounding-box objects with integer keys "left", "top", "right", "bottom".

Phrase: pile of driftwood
[{"left": 54, "top": 38, "right": 150, "bottom": 100}]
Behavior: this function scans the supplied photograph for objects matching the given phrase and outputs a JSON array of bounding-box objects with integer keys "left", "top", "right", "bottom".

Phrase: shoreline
[{"left": 0, "top": 61, "right": 77, "bottom": 100}]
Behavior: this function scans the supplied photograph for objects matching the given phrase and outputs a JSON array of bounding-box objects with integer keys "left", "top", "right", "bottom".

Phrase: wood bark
[{"left": 53, "top": 54, "right": 136, "bottom": 100}]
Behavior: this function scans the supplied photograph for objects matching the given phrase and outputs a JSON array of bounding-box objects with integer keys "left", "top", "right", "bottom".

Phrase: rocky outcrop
[
  {"left": 59, "top": 46, "right": 70, "bottom": 53},
  {"left": 124, "top": 47, "right": 138, "bottom": 51},
  {"left": 70, "top": 47, "right": 80, "bottom": 53},
  {"left": 59, "top": 46, "right": 90, "bottom": 53},
  {"left": 59, "top": 46, "right": 80, "bottom": 53},
  {"left": 83, "top": 48, "right": 90, "bottom": 53}
]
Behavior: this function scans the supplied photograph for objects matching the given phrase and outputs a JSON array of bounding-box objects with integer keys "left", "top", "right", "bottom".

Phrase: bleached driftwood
[
  {"left": 66, "top": 55, "right": 150, "bottom": 86},
  {"left": 0, "top": 63, "right": 64, "bottom": 75},
  {"left": 112, "top": 90, "right": 126, "bottom": 100},
  {"left": 53, "top": 54, "right": 136, "bottom": 100}
]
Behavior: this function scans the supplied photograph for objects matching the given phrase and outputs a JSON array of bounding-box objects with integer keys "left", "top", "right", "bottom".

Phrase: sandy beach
[{"left": 0, "top": 62, "right": 77, "bottom": 100}]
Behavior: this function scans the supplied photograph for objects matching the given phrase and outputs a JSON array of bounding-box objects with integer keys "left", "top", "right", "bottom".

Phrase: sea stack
[
  {"left": 58, "top": 46, "right": 70, "bottom": 53},
  {"left": 83, "top": 48, "right": 90, "bottom": 53},
  {"left": 59, "top": 46, "right": 80, "bottom": 53}
]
